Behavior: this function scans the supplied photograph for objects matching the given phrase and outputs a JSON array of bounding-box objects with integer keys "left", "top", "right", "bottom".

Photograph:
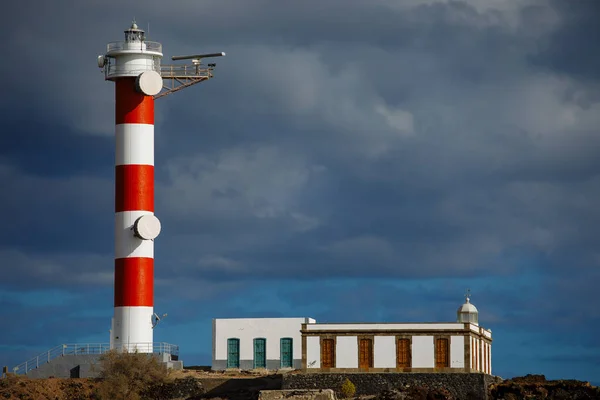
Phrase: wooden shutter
[
  {"left": 435, "top": 338, "right": 449, "bottom": 368},
  {"left": 397, "top": 338, "right": 411, "bottom": 368},
  {"left": 321, "top": 339, "right": 335, "bottom": 368},
  {"left": 359, "top": 339, "right": 373, "bottom": 369}
]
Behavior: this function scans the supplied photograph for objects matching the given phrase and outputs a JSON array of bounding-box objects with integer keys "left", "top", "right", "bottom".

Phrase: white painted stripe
[
  {"left": 112, "top": 306, "right": 154, "bottom": 350},
  {"left": 115, "top": 124, "right": 154, "bottom": 166},
  {"left": 115, "top": 211, "right": 155, "bottom": 259}
]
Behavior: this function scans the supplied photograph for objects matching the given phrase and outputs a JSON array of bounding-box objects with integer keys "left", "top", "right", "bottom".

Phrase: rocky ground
[
  {"left": 368, "top": 374, "right": 600, "bottom": 400},
  {"left": 0, "top": 371, "right": 599, "bottom": 400},
  {"left": 490, "top": 374, "right": 600, "bottom": 400},
  {"left": 0, "top": 375, "right": 99, "bottom": 400}
]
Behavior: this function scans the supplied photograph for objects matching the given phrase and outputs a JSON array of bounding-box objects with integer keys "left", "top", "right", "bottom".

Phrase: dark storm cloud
[
  {"left": 0, "top": 159, "right": 113, "bottom": 256},
  {"left": 531, "top": 0, "right": 600, "bottom": 81},
  {"left": 2, "top": 0, "right": 598, "bottom": 288},
  {"left": 0, "top": 118, "right": 113, "bottom": 178}
]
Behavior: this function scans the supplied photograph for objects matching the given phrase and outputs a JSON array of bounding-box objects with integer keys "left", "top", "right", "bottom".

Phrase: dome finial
[{"left": 465, "top": 288, "right": 471, "bottom": 303}]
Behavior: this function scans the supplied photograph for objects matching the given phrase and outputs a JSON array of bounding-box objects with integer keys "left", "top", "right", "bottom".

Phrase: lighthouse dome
[{"left": 457, "top": 291, "right": 478, "bottom": 325}]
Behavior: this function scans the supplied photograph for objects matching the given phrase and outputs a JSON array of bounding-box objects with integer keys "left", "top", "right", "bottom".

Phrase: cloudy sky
[{"left": 1, "top": 0, "right": 599, "bottom": 383}]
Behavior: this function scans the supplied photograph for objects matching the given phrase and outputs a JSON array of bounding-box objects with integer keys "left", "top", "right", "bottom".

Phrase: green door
[
  {"left": 254, "top": 338, "right": 266, "bottom": 368},
  {"left": 227, "top": 338, "right": 240, "bottom": 368},
  {"left": 280, "top": 338, "right": 293, "bottom": 368}
]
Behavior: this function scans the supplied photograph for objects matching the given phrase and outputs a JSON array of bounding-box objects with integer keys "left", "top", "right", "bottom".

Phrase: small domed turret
[{"left": 457, "top": 289, "right": 478, "bottom": 325}]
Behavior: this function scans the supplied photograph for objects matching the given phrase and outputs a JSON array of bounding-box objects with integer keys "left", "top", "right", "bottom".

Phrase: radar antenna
[{"left": 171, "top": 52, "right": 226, "bottom": 61}]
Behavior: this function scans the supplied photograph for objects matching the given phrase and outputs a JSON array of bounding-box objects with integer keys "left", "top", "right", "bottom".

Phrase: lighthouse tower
[
  {"left": 99, "top": 21, "right": 224, "bottom": 353},
  {"left": 100, "top": 21, "right": 163, "bottom": 351}
]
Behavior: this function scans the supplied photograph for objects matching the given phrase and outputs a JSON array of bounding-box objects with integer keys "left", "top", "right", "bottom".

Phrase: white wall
[
  {"left": 412, "top": 336, "right": 434, "bottom": 368},
  {"left": 469, "top": 337, "right": 475, "bottom": 369},
  {"left": 450, "top": 336, "right": 464, "bottom": 368},
  {"left": 374, "top": 336, "right": 396, "bottom": 368},
  {"left": 484, "top": 342, "right": 488, "bottom": 374},
  {"left": 488, "top": 342, "right": 492, "bottom": 375},
  {"left": 336, "top": 336, "right": 358, "bottom": 368},
  {"left": 214, "top": 318, "right": 311, "bottom": 361},
  {"left": 306, "top": 336, "right": 320, "bottom": 368},
  {"left": 305, "top": 323, "right": 464, "bottom": 331},
  {"left": 474, "top": 337, "right": 479, "bottom": 371}
]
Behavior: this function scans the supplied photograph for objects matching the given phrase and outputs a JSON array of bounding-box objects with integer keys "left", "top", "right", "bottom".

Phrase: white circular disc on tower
[
  {"left": 136, "top": 71, "right": 163, "bottom": 96},
  {"left": 134, "top": 215, "right": 162, "bottom": 240}
]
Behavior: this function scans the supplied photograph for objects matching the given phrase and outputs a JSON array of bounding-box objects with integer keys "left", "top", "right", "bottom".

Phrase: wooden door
[
  {"left": 359, "top": 338, "right": 373, "bottom": 369},
  {"left": 397, "top": 338, "right": 411, "bottom": 368},
  {"left": 321, "top": 339, "right": 335, "bottom": 368},
  {"left": 435, "top": 338, "right": 449, "bottom": 368}
]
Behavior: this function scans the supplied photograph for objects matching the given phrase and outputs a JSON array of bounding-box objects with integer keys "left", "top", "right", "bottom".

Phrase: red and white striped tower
[
  {"left": 100, "top": 22, "right": 164, "bottom": 352},
  {"left": 99, "top": 21, "right": 225, "bottom": 353}
]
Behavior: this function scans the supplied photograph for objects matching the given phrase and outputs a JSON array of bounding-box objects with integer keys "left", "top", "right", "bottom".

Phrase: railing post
[{"left": 87, "top": 344, "right": 89, "bottom": 354}]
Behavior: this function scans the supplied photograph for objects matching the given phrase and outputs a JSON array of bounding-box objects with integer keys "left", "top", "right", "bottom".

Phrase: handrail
[
  {"left": 106, "top": 41, "right": 162, "bottom": 53},
  {"left": 11, "top": 342, "right": 179, "bottom": 375},
  {"left": 104, "top": 64, "right": 212, "bottom": 80},
  {"left": 160, "top": 65, "right": 213, "bottom": 79}
]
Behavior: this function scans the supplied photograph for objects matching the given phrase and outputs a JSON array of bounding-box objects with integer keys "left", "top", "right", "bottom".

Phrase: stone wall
[
  {"left": 282, "top": 373, "right": 502, "bottom": 400},
  {"left": 259, "top": 389, "right": 336, "bottom": 400}
]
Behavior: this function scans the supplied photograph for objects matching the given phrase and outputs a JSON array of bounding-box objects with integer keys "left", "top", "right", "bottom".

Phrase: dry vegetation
[{"left": 96, "top": 349, "right": 170, "bottom": 400}]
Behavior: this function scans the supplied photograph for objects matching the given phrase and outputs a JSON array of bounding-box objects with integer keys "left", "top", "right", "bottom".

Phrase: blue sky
[{"left": 1, "top": 0, "right": 600, "bottom": 385}]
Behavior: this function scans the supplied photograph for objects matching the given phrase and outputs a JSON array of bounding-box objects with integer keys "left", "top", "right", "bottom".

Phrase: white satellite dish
[
  {"left": 136, "top": 71, "right": 163, "bottom": 96},
  {"left": 134, "top": 214, "right": 162, "bottom": 240}
]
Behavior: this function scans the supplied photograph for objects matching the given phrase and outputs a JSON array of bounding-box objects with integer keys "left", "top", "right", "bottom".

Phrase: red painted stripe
[
  {"left": 115, "top": 78, "right": 155, "bottom": 125},
  {"left": 114, "top": 257, "right": 154, "bottom": 307},
  {"left": 115, "top": 165, "right": 154, "bottom": 212}
]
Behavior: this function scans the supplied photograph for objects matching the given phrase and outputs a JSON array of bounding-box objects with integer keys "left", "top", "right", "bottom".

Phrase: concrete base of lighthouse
[{"left": 22, "top": 351, "right": 182, "bottom": 379}]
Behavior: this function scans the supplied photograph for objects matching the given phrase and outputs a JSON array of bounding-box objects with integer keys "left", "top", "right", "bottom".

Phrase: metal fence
[
  {"left": 160, "top": 64, "right": 212, "bottom": 78},
  {"left": 106, "top": 41, "right": 162, "bottom": 53},
  {"left": 11, "top": 342, "right": 179, "bottom": 375}
]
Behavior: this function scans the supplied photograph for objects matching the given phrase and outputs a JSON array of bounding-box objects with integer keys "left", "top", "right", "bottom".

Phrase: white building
[
  {"left": 212, "top": 295, "right": 492, "bottom": 374},
  {"left": 212, "top": 317, "right": 316, "bottom": 370}
]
